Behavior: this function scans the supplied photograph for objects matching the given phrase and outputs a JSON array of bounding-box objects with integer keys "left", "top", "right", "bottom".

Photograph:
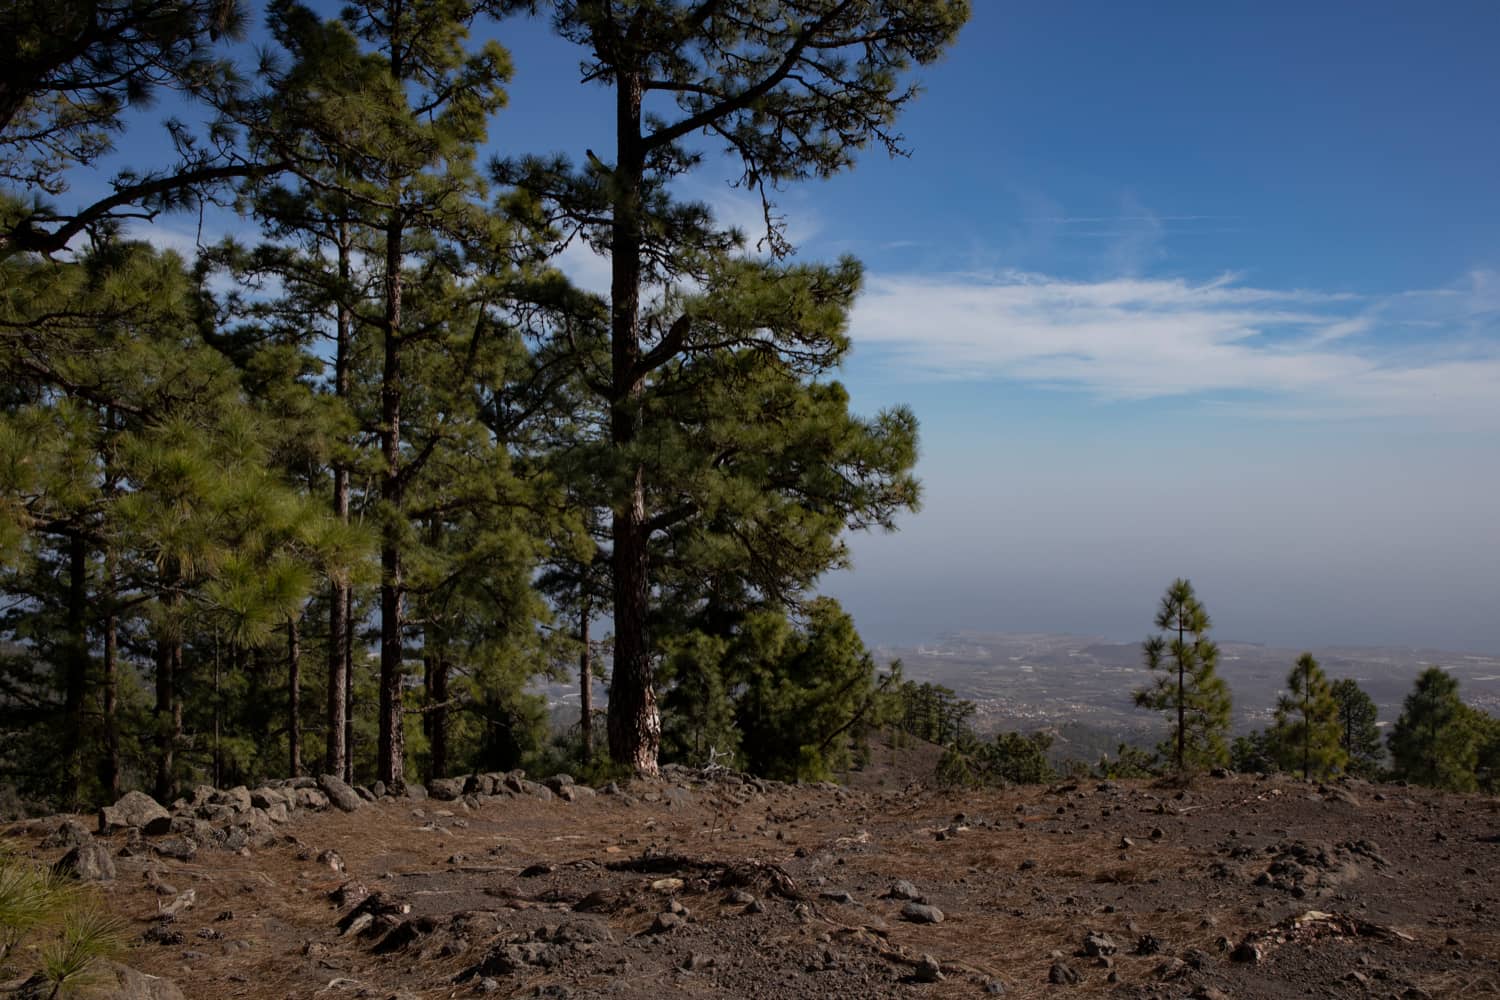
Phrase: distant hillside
[{"left": 875, "top": 631, "right": 1500, "bottom": 737}]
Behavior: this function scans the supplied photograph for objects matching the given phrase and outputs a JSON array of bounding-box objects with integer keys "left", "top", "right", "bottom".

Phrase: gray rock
[
  {"left": 318, "top": 773, "right": 362, "bottom": 812},
  {"left": 216, "top": 786, "right": 252, "bottom": 813},
  {"left": 428, "top": 777, "right": 465, "bottom": 801},
  {"left": 354, "top": 785, "right": 375, "bottom": 802},
  {"left": 370, "top": 780, "right": 387, "bottom": 798},
  {"left": 41, "top": 818, "right": 93, "bottom": 849},
  {"left": 99, "top": 790, "right": 172, "bottom": 835},
  {"left": 249, "top": 787, "right": 286, "bottom": 810},
  {"left": 264, "top": 802, "right": 290, "bottom": 824},
  {"left": 293, "top": 787, "right": 329, "bottom": 811},
  {"left": 54, "top": 842, "right": 115, "bottom": 881},
  {"left": 405, "top": 783, "right": 428, "bottom": 801},
  {"left": 544, "top": 773, "right": 575, "bottom": 793},
  {"left": 1082, "top": 932, "right": 1117, "bottom": 957},
  {"left": 558, "top": 784, "right": 594, "bottom": 803},
  {"left": 650, "top": 912, "right": 684, "bottom": 934},
  {"left": 152, "top": 837, "right": 197, "bottom": 862},
  {"left": 886, "top": 880, "right": 922, "bottom": 901},
  {"left": 1048, "top": 962, "right": 1081, "bottom": 985},
  {"left": 900, "top": 902, "right": 944, "bottom": 924},
  {"left": 97, "top": 961, "right": 186, "bottom": 1000},
  {"left": 914, "top": 954, "right": 943, "bottom": 983}
]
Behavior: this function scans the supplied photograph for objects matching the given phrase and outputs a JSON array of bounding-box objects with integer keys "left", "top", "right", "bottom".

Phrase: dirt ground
[{"left": 10, "top": 743, "right": 1500, "bottom": 999}]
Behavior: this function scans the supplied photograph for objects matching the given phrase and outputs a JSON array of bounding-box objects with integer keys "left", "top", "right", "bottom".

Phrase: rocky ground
[{"left": 6, "top": 742, "right": 1500, "bottom": 999}]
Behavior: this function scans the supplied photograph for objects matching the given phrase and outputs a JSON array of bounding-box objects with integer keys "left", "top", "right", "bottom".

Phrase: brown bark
[
  {"left": 63, "top": 531, "right": 88, "bottom": 807},
  {"left": 604, "top": 67, "right": 661, "bottom": 776},
  {"left": 429, "top": 649, "right": 448, "bottom": 781},
  {"left": 326, "top": 221, "right": 352, "bottom": 779},
  {"left": 579, "top": 600, "right": 593, "bottom": 765},
  {"left": 376, "top": 208, "right": 406, "bottom": 789},
  {"left": 153, "top": 591, "right": 182, "bottom": 802},
  {"left": 288, "top": 614, "right": 302, "bottom": 777},
  {"left": 100, "top": 547, "right": 119, "bottom": 800}
]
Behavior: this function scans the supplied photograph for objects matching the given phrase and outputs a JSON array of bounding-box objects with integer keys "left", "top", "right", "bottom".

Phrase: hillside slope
[{"left": 6, "top": 766, "right": 1499, "bottom": 999}]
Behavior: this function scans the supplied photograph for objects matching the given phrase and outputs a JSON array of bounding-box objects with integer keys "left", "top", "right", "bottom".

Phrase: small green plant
[{"left": 0, "top": 842, "right": 123, "bottom": 996}]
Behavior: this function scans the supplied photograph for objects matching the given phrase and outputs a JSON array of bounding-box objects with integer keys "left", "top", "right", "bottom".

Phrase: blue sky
[{"left": 96, "top": 2, "right": 1500, "bottom": 653}]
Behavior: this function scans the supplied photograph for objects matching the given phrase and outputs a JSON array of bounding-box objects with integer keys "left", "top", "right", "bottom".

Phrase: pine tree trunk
[
  {"left": 288, "top": 614, "right": 302, "bottom": 778},
  {"left": 99, "top": 409, "right": 120, "bottom": 800},
  {"left": 100, "top": 549, "right": 119, "bottom": 801},
  {"left": 377, "top": 205, "right": 406, "bottom": 790},
  {"left": 326, "top": 220, "right": 352, "bottom": 779},
  {"left": 1176, "top": 616, "right": 1186, "bottom": 772},
  {"left": 344, "top": 592, "right": 355, "bottom": 784},
  {"left": 579, "top": 601, "right": 593, "bottom": 764},
  {"left": 430, "top": 650, "right": 448, "bottom": 781},
  {"left": 153, "top": 598, "right": 181, "bottom": 802},
  {"left": 605, "top": 68, "right": 660, "bottom": 776},
  {"left": 63, "top": 531, "right": 88, "bottom": 807}
]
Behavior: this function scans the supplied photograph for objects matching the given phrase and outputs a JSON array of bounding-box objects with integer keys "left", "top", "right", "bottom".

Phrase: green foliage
[
  {"left": 1097, "top": 743, "right": 1159, "bottom": 779},
  {"left": 893, "top": 681, "right": 975, "bottom": 747},
  {"left": 1134, "top": 579, "right": 1233, "bottom": 772},
  {"left": 1268, "top": 653, "right": 1347, "bottom": 780},
  {"left": 1473, "top": 711, "right": 1500, "bottom": 794},
  {"left": 1330, "top": 678, "right": 1383, "bottom": 778},
  {"left": 1388, "top": 667, "right": 1479, "bottom": 791},
  {"left": 935, "top": 730, "right": 1055, "bottom": 788},
  {"left": 0, "top": 841, "right": 123, "bottom": 989},
  {"left": 1230, "top": 730, "right": 1278, "bottom": 774}
]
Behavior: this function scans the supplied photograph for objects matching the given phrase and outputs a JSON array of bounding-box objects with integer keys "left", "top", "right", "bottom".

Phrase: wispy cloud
[{"left": 850, "top": 269, "right": 1500, "bottom": 424}]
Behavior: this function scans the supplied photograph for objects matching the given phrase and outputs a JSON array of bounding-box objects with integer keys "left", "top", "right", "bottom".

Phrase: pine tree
[
  {"left": 246, "top": 0, "right": 517, "bottom": 788},
  {"left": 1, "top": 0, "right": 256, "bottom": 257},
  {"left": 506, "top": 0, "right": 967, "bottom": 774},
  {"left": 1330, "top": 677, "right": 1383, "bottom": 777},
  {"left": 1388, "top": 667, "right": 1479, "bottom": 791},
  {"left": 1134, "top": 578, "right": 1232, "bottom": 772},
  {"left": 1268, "top": 653, "right": 1346, "bottom": 780}
]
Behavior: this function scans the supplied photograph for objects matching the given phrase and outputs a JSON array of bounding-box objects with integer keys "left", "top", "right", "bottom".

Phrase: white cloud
[{"left": 850, "top": 269, "right": 1500, "bottom": 424}]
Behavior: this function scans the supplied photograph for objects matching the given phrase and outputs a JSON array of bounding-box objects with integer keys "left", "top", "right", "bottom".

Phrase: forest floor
[{"left": 9, "top": 737, "right": 1500, "bottom": 999}]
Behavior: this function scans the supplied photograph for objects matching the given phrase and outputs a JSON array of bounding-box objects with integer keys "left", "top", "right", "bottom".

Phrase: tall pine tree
[
  {"left": 504, "top": 0, "right": 967, "bottom": 773},
  {"left": 1268, "top": 653, "right": 1346, "bottom": 780},
  {"left": 1134, "top": 578, "right": 1232, "bottom": 772}
]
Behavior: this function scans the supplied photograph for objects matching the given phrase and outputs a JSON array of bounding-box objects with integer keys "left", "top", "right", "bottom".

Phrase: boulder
[
  {"left": 544, "top": 774, "right": 575, "bottom": 793},
  {"left": 1082, "top": 933, "right": 1117, "bottom": 957},
  {"left": 914, "top": 954, "right": 944, "bottom": 983},
  {"left": 40, "top": 818, "right": 93, "bottom": 849},
  {"left": 215, "top": 786, "right": 252, "bottom": 813},
  {"left": 98, "top": 961, "right": 186, "bottom": 1000},
  {"left": 405, "top": 783, "right": 428, "bottom": 801},
  {"left": 250, "top": 787, "right": 287, "bottom": 810},
  {"left": 318, "top": 773, "right": 362, "bottom": 813},
  {"left": 900, "top": 902, "right": 945, "bottom": 924},
  {"left": 428, "top": 777, "right": 464, "bottom": 801},
  {"left": 54, "top": 842, "right": 116, "bottom": 881},
  {"left": 294, "top": 787, "right": 330, "bottom": 811},
  {"left": 885, "top": 880, "right": 922, "bottom": 901},
  {"left": 99, "top": 790, "right": 172, "bottom": 836},
  {"left": 152, "top": 836, "right": 198, "bottom": 862}
]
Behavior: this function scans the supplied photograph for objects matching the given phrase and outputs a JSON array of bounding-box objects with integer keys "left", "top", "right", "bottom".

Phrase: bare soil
[{"left": 10, "top": 746, "right": 1500, "bottom": 999}]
